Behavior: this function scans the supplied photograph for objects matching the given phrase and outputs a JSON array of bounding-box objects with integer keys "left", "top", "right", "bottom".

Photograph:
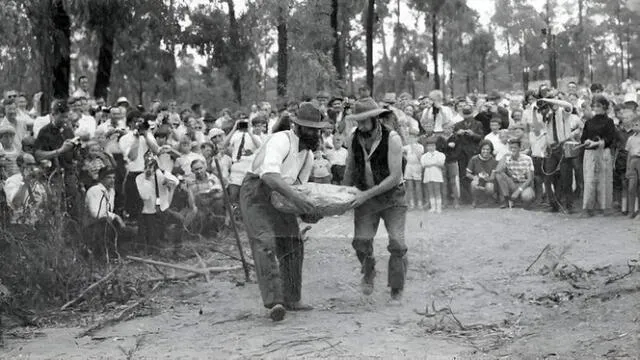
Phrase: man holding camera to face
[
  {"left": 532, "top": 89, "right": 582, "bottom": 213},
  {"left": 118, "top": 110, "right": 160, "bottom": 220},
  {"left": 34, "top": 100, "right": 83, "bottom": 220}
]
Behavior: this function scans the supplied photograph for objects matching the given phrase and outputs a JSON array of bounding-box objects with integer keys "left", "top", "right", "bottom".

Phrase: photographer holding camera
[
  {"left": 34, "top": 99, "right": 84, "bottom": 219},
  {"left": 532, "top": 90, "right": 582, "bottom": 213},
  {"left": 118, "top": 110, "right": 160, "bottom": 220},
  {"left": 224, "top": 114, "right": 264, "bottom": 203}
]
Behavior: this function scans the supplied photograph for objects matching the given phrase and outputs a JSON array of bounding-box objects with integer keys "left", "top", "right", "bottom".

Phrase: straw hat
[
  {"left": 291, "top": 102, "right": 330, "bottom": 129},
  {"left": 343, "top": 98, "right": 391, "bottom": 122}
]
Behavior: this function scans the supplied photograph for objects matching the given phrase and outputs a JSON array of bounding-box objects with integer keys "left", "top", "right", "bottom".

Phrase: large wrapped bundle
[{"left": 271, "top": 183, "right": 360, "bottom": 216}]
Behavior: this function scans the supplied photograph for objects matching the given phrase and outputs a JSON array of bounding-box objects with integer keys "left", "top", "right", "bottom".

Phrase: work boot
[
  {"left": 389, "top": 288, "right": 403, "bottom": 306},
  {"left": 360, "top": 257, "right": 376, "bottom": 295},
  {"left": 268, "top": 304, "right": 286, "bottom": 322},
  {"left": 284, "top": 302, "right": 314, "bottom": 311}
]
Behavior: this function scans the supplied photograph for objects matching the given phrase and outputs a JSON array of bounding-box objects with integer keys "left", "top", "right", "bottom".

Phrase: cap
[
  {"left": 208, "top": 128, "right": 225, "bottom": 138},
  {"left": 116, "top": 96, "right": 129, "bottom": 105},
  {"left": 0, "top": 124, "right": 16, "bottom": 135},
  {"left": 508, "top": 137, "right": 522, "bottom": 145}
]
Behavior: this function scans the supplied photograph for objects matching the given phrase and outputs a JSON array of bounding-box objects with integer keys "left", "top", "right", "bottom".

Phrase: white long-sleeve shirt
[
  {"left": 135, "top": 170, "right": 179, "bottom": 214},
  {"left": 85, "top": 183, "right": 116, "bottom": 220}
]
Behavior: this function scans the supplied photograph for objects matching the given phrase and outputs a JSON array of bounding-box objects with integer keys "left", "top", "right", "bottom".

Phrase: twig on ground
[
  {"left": 145, "top": 273, "right": 200, "bottom": 283},
  {"left": 526, "top": 244, "right": 551, "bottom": 272},
  {"left": 77, "top": 299, "right": 145, "bottom": 338},
  {"left": 210, "top": 312, "right": 252, "bottom": 326},
  {"left": 193, "top": 250, "right": 210, "bottom": 282},
  {"left": 126, "top": 256, "right": 241, "bottom": 275},
  {"left": 258, "top": 336, "right": 332, "bottom": 356},
  {"left": 294, "top": 341, "right": 342, "bottom": 357},
  {"left": 476, "top": 281, "right": 499, "bottom": 296},
  {"left": 60, "top": 263, "right": 124, "bottom": 311},
  {"left": 151, "top": 264, "right": 168, "bottom": 280}
]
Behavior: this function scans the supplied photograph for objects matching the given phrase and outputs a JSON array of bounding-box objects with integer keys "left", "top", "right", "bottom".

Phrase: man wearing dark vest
[
  {"left": 240, "top": 102, "right": 327, "bottom": 322},
  {"left": 343, "top": 98, "right": 408, "bottom": 304}
]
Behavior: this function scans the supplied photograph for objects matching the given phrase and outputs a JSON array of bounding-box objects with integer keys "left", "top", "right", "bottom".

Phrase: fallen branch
[
  {"left": 126, "top": 256, "right": 241, "bottom": 275},
  {"left": 258, "top": 336, "right": 332, "bottom": 356},
  {"left": 77, "top": 283, "right": 163, "bottom": 339},
  {"left": 526, "top": 244, "right": 551, "bottom": 272},
  {"left": 210, "top": 312, "right": 252, "bottom": 326},
  {"left": 61, "top": 263, "right": 124, "bottom": 311},
  {"left": 145, "top": 273, "right": 201, "bottom": 283}
]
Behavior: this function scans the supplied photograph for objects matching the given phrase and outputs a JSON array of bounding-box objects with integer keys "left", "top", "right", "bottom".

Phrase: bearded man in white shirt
[{"left": 239, "top": 102, "right": 326, "bottom": 322}]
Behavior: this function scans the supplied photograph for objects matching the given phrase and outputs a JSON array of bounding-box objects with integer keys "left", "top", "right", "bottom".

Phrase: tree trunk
[
  {"left": 277, "top": 2, "right": 288, "bottom": 98},
  {"left": 577, "top": 0, "right": 585, "bottom": 84},
  {"left": 331, "top": 0, "right": 344, "bottom": 81},
  {"left": 52, "top": 0, "right": 71, "bottom": 101},
  {"left": 393, "top": 0, "right": 402, "bottom": 94},
  {"left": 465, "top": 74, "right": 470, "bottom": 94},
  {"left": 380, "top": 22, "right": 391, "bottom": 94},
  {"left": 225, "top": 0, "right": 242, "bottom": 105},
  {"left": 431, "top": 12, "right": 440, "bottom": 89},
  {"left": 626, "top": 19, "right": 632, "bottom": 79},
  {"left": 365, "top": 0, "right": 375, "bottom": 93},
  {"left": 506, "top": 34, "right": 512, "bottom": 80},
  {"left": 481, "top": 56, "right": 487, "bottom": 93},
  {"left": 94, "top": 28, "right": 115, "bottom": 101}
]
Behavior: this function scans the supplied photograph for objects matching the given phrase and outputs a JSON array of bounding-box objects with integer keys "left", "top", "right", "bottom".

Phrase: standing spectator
[
  {"left": 495, "top": 138, "right": 535, "bottom": 209},
  {"left": 466, "top": 140, "right": 498, "bottom": 208},
  {"left": 187, "top": 159, "right": 225, "bottom": 236},
  {"left": 420, "top": 90, "right": 454, "bottom": 134},
  {"left": 326, "top": 135, "right": 348, "bottom": 185},
  {"left": 452, "top": 104, "right": 484, "bottom": 204},
  {"left": 625, "top": 116, "right": 640, "bottom": 218},
  {"left": 225, "top": 116, "right": 263, "bottom": 203},
  {"left": 534, "top": 97, "right": 579, "bottom": 213},
  {"left": 175, "top": 135, "right": 206, "bottom": 176},
  {"left": 580, "top": 95, "right": 617, "bottom": 217},
  {"left": 3, "top": 153, "right": 47, "bottom": 225},
  {"left": 118, "top": 110, "right": 159, "bottom": 220},
  {"left": 485, "top": 117, "right": 508, "bottom": 159},
  {"left": 0, "top": 125, "right": 19, "bottom": 177},
  {"left": 310, "top": 150, "right": 332, "bottom": 184},
  {"left": 436, "top": 123, "right": 462, "bottom": 208},
  {"left": 420, "top": 136, "right": 445, "bottom": 213},
  {"left": 1, "top": 99, "right": 28, "bottom": 151},
  {"left": 475, "top": 91, "right": 510, "bottom": 135},
  {"left": 615, "top": 92, "right": 638, "bottom": 214},
  {"left": 33, "top": 100, "right": 82, "bottom": 219},
  {"left": 136, "top": 156, "right": 179, "bottom": 247},
  {"left": 72, "top": 75, "right": 91, "bottom": 99},
  {"left": 75, "top": 96, "right": 97, "bottom": 138},
  {"left": 403, "top": 139, "right": 424, "bottom": 209}
]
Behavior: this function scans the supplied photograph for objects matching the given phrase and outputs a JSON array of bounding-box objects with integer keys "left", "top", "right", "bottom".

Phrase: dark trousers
[
  {"left": 112, "top": 153, "right": 127, "bottom": 214},
  {"left": 352, "top": 185, "right": 408, "bottom": 290},
  {"left": 85, "top": 219, "right": 119, "bottom": 260},
  {"left": 331, "top": 165, "right": 346, "bottom": 185},
  {"left": 457, "top": 154, "right": 472, "bottom": 203},
  {"left": 532, "top": 156, "right": 545, "bottom": 202},
  {"left": 138, "top": 213, "right": 166, "bottom": 250},
  {"left": 123, "top": 171, "right": 142, "bottom": 220},
  {"left": 543, "top": 145, "right": 575, "bottom": 210},
  {"left": 240, "top": 175, "right": 303, "bottom": 308}
]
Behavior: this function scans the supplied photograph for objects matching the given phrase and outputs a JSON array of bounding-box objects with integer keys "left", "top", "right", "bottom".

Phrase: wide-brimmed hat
[
  {"left": 343, "top": 97, "right": 392, "bottom": 122},
  {"left": 291, "top": 102, "right": 330, "bottom": 129},
  {"left": 0, "top": 124, "right": 16, "bottom": 135},
  {"left": 624, "top": 92, "right": 638, "bottom": 107}
]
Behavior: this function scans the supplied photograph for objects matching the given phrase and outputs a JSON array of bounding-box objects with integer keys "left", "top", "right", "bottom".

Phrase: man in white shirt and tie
[
  {"left": 85, "top": 167, "right": 126, "bottom": 259},
  {"left": 239, "top": 102, "right": 326, "bottom": 322},
  {"left": 136, "top": 156, "right": 178, "bottom": 248}
]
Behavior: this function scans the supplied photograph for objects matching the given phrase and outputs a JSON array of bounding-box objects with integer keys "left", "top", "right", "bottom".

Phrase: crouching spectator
[
  {"left": 136, "top": 156, "right": 179, "bottom": 251},
  {"left": 84, "top": 167, "right": 127, "bottom": 259},
  {"left": 186, "top": 159, "right": 225, "bottom": 236},
  {"left": 3, "top": 153, "right": 47, "bottom": 226},
  {"left": 466, "top": 140, "right": 498, "bottom": 208},
  {"left": 495, "top": 138, "right": 535, "bottom": 209}
]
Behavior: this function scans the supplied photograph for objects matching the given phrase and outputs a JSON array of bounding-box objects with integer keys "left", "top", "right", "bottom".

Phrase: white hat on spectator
[
  {"left": 116, "top": 96, "right": 129, "bottom": 105},
  {"left": 623, "top": 92, "right": 638, "bottom": 107},
  {"left": 208, "top": 128, "right": 225, "bottom": 138}
]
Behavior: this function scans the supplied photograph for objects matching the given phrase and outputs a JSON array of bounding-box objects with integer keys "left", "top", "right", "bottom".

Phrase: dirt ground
[{"left": 2, "top": 206, "right": 640, "bottom": 359}]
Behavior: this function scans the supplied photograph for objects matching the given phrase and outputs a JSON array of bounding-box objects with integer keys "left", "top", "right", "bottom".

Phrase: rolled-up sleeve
[{"left": 257, "top": 132, "right": 289, "bottom": 177}]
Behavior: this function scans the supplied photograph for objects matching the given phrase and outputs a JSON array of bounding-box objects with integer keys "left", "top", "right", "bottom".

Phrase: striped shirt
[{"left": 504, "top": 153, "right": 534, "bottom": 183}]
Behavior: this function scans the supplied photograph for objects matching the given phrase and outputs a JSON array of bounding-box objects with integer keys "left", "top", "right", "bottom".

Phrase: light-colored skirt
[{"left": 582, "top": 148, "right": 613, "bottom": 210}]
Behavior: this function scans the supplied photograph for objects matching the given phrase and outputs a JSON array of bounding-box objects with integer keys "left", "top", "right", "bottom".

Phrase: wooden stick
[
  {"left": 126, "top": 256, "right": 241, "bottom": 275},
  {"left": 61, "top": 263, "right": 124, "bottom": 311},
  {"left": 526, "top": 244, "right": 551, "bottom": 272},
  {"left": 145, "top": 273, "right": 200, "bottom": 283},
  {"left": 213, "top": 156, "right": 251, "bottom": 282}
]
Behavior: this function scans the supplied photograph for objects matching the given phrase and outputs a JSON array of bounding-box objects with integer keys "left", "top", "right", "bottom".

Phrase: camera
[
  {"left": 536, "top": 99, "right": 552, "bottom": 112},
  {"left": 237, "top": 120, "right": 249, "bottom": 130},
  {"left": 136, "top": 119, "right": 151, "bottom": 133}
]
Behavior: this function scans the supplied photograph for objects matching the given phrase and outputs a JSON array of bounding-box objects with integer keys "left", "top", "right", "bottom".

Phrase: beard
[
  {"left": 359, "top": 128, "right": 374, "bottom": 139},
  {"left": 299, "top": 131, "right": 321, "bottom": 152}
]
